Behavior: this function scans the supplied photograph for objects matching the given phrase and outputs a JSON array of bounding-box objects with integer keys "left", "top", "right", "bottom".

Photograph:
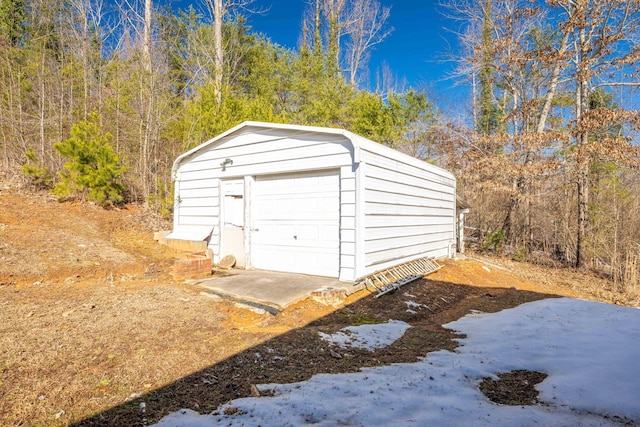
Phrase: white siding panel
[
  {"left": 178, "top": 197, "right": 219, "bottom": 209},
  {"left": 366, "top": 215, "right": 454, "bottom": 227},
  {"left": 340, "top": 267, "right": 355, "bottom": 280},
  {"left": 180, "top": 136, "right": 350, "bottom": 173},
  {"left": 341, "top": 241, "right": 356, "bottom": 255},
  {"left": 199, "top": 130, "right": 347, "bottom": 154},
  {"left": 178, "top": 215, "right": 217, "bottom": 226},
  {"left": 341, "top": 203, "right": 356, "bottom": 217},
  {"left": 341, "top": 177, "right": 356, "bottom": 192},
  {"left": 340, "top": 255, "right": 355, "bottom": 269},
  {"left": 339, "top": 168, "right": 356, "bottom": 281},
  {"left": 365, "top": 240, "right": 451, "bottom": 269},
  {"left": 365, "top": 189, "right": 454, "bottom": 209},
  {"left": 179, "top": 178, "right": 218, "bottom": 190},
  {"left": 179, "top": 188, "right": 218, "bottom": 200},
  {"left": 366, "top": 176, "right": 454, "bottom": 202},
  {"left": 182, "top": 154, "right": 347, "bottom": 179},
  {"left": 178, "top": 203, "right": 219, "bottom": 215},
  {"left": 361, "top": 150, "right": 455, "bottom": 187},
  {"left": 178, "top": 158, "right": 220, "bottom": 174},
  {"left": 361, "top": 148, "right": 456, "bottom": 272},
  {"left": 365, "top": 202, "right": 454, "bottom": 217},
  {"left": 196, "top": 135, "right": 347, "bottom": 162},
  {"left": 365, "top": 164, "right": 455, "bottom": 195},
  {"left": 341, "top": 190, "right": 356, "bottom": 204},
  {"left": 341, "top": 229, "right": 356, "bottom": 242},
  {"left": 342, "top": 216, "right": 356, "bottom": 230},
  {"left": 185, "top": 143, "right": 345, "bottom": 172},
  {"left": 365, "top": 232, "right": 453, "bottom": 253},
  {"left": 365, "top": 226, "right": 452, "bottom": 240}
]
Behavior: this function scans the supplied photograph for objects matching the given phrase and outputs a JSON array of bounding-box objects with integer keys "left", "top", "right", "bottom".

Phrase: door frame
[{"left": 220, "top": 179, "right": 246, "bottom": 267}]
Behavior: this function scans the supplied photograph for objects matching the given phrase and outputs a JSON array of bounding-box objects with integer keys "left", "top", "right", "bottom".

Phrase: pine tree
[
  {"left": 0, "top": 0, "right": 26, "bottom": 45},
  {"left": 53, "top": 114, "right": 127, "bottom": 206}
]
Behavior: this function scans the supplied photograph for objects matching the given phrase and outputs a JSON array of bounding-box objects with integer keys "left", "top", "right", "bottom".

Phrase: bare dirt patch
[
  {"left": 0, "top": 180, "right": 635, "bottom": 426},
  {"left": 480, "top": 370, "right": 548, "bottom": 406}
]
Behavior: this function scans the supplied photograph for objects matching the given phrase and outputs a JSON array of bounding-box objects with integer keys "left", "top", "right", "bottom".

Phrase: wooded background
[{"left": 1, "top": 0, "right": 639, "bottom": 292}]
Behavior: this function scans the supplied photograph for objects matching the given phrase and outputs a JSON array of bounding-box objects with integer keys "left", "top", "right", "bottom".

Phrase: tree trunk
[
  {"left": 143, "top": 0, "right": 152, "bottom": 72},
  {"left": 213, "top": 0, "right": 223, "bottom": 105},
  {"left": 576, "top": 157, "right": 588, "bottom": 268},
  {"left": 536, "top": 30, "right": 569, "bottom": 133},
  {"left": 575, "top": 25, "right": 590, "bottom": 269},
  {"left": 313, "top": 0, "right": 322, "bottom": 57}
]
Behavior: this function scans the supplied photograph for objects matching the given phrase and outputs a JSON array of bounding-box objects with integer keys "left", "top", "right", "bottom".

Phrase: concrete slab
[{"left": 194, "top": 269, "right": 364, "bottom": 314}]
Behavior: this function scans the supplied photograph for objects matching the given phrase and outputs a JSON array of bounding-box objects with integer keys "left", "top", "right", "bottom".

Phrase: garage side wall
[
  {"left": 174, "top": 129, "right": 353, "bottom": 267},
  {"left": 360, "top": 148, "right": 456, "bottom": 276}
]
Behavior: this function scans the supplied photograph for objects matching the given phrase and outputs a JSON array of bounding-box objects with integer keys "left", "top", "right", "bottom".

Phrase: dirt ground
[{"left": 0, "top": 176, "right": 636, "bottom": 426}]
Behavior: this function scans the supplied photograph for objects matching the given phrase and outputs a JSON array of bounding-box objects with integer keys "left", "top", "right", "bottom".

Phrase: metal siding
[
  {"left": 365, "top": 240, "right": 451, "bottom": 268},
  {"left": 361, "top": 148, "right": 456, "bottom": 274},
  {"left": 339, "top": 166, "right": 357, "bottom": 281},
  {"left": 183, "top": 141, "right": 347, "bottom": 173},
  {"left": 174, "top": 131, "right": 353, "bottom": 273},
  {"left": 366, "top": 178, "right": 454, "bottom": 204},
  {"left": 365, "top": 202, "right": 454, "bottom": 216},
  {"left": 365, "top": 164, "right": 455, "bottom": 196},
  {"left": 360, "top": 148, "right": 455, "bottom": 187},
  {"left": 171, "top": 123, "right": 458, "bottom": 282},
  {"left": 366, "top": 215, "right": 454, "bottom": 227},
  {"left": 366, "top": 189, "right": 454, "bottom": 209},
  {"left": 365, "top": 226, "right": 453, "bottom": 240},
  {"left": 178, "top": 177, "right": 217, "bottom": 190}
]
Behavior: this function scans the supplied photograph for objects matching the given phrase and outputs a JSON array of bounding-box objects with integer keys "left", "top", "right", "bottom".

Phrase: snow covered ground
[{"left": 152, "top": 297, "right": 640, "bottom": 426}]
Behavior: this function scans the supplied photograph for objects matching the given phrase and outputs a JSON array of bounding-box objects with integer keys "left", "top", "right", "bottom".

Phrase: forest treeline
[
  {"left": 1, "top": 0, "right": 442, "bottom": 205},
  {"left": 1, "top": 0, "right": 640, "bottom": 293}
]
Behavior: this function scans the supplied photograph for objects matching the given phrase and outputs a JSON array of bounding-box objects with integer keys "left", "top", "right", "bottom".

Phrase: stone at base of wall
[
  {"left": 172, "top": 253, "right": 212, "bottom": 281},
  {"left": 310, "top": 287, "right": 347, "bottom": 307}
]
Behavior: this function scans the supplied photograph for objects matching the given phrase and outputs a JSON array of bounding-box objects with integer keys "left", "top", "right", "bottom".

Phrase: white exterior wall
[
  {"left": 356, "top": 140, "right": 456, "bottom": 277},
  {"left": 171, "top": 122, "right": 457, "bottom": 282},
  {"left": 173, "top": 126, "right": 354, "bottom": 278},
  {"left": 339, "top": 165, "right": 357, "bottom": 281}
]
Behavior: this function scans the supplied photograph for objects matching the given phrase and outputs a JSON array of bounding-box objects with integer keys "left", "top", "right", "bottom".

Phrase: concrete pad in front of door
[{"left": 195, "top": 269, "right": 364, "bottom": 314}]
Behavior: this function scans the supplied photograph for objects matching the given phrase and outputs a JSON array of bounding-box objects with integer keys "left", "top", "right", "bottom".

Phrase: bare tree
[
  {"left": 143, "top": 0, "right": 152, "bottom": 71},
  {"left": 301, "top": 0, "right": 392, "bottom": 85},
  {"left": 552, "top": 0, "right": 640, "bottom": 267},
  {"left": 202, "top": 0, "right": 260, "bottom": 104},
  {"left": 344, "top": 0, "right": 392, "bottom": 85}
]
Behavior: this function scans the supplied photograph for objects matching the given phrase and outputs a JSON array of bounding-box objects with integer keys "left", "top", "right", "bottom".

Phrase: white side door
[{"left": 220, "top": 180, "right": 245, "bottom": 267}]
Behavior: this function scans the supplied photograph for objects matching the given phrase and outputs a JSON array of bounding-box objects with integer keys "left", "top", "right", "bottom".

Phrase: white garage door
[{"left": 252, "top": 170, "right": 340, "bottom": 277}]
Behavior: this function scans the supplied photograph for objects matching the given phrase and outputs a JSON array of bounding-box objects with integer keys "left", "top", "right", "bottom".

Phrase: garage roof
[{"left": 171, "top": 121, "right": 455, "bottom": 181}]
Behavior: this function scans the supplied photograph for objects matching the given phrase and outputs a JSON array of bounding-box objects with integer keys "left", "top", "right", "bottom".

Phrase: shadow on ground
[{"left": 72, "top": 278, "right": 557, "bottom": 426}]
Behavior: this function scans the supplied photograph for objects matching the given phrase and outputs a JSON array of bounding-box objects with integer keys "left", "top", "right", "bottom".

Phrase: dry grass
[{"left": 479, "top": 255, "right": 640, "bottom": 306}]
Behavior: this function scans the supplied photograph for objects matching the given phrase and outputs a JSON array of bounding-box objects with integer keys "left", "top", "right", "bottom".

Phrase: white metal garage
[{"left": 168, "top": 121, "right": 457, "bottom": 282}]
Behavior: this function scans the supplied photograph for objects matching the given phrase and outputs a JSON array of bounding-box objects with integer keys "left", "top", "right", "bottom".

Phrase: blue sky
[
  {"left": 245, "top": 1, "right": 457, "bottom": 89},
  {"left": 170, "top": 0, "right": 465, "bottom": 105}
]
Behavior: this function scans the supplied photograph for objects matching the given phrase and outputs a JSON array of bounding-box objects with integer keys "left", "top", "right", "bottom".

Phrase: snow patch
[
  {"left": 152, "top": 298, "right": 640, "bottom": 427},
  {"left": 318, "top": 319, "right": 411, "bottom": 351}
]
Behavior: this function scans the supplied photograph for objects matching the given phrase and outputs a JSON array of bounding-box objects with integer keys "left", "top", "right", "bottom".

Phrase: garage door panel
[
  {"left": 252, "top": 171, "right": 340, "bottom": 277},
  {"left": 259, "top": 223, "right": 296, "bottom": 242}
]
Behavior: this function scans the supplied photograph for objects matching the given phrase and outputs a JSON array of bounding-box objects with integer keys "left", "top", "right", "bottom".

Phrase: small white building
[{"left": 168, "top": 121, "right": 457, "bottom": 282}]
